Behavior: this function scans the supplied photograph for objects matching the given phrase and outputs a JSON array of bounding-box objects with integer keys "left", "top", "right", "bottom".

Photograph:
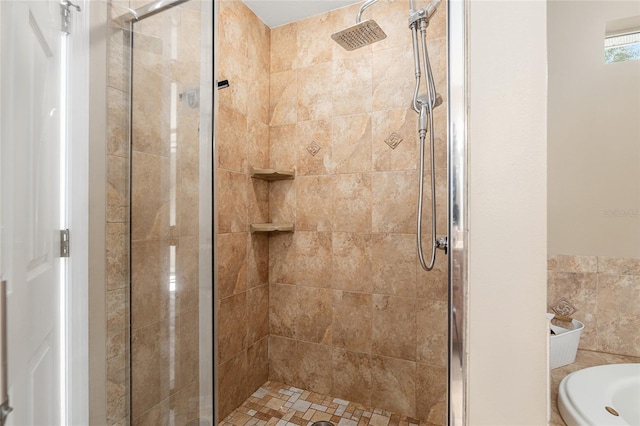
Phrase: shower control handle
[{"left": 436, "top": 236, "right": 448, "bottom": 254}]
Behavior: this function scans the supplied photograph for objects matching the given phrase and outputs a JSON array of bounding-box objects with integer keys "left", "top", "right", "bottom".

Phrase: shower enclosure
[
  {"left": 106, "top": 0, "right": 214, "bottom": 424},
  {"left": 214, "top": 0, "right": 467, "bottom": 424}
]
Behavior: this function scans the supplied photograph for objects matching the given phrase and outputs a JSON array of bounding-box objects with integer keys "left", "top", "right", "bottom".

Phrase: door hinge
[
  {"left": 60, "top": 0, "right": 81, "bottom": 35},
  {"left": 60, "top": 229, "right": 70, "bottom": 258}
]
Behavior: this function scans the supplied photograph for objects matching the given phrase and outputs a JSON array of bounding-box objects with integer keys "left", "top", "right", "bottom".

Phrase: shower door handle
[{"left": 0, "top": 281, "right": 12, "bottom": 426}]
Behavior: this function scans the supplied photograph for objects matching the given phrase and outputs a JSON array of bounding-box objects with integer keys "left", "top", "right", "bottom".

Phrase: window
[{"left": 605, "top": 31, "right": 640, "bottom": 63}]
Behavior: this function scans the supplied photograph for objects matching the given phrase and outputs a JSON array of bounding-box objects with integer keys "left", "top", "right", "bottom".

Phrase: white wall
[
  {"left": 467, "top": 1, "right": 549, "bottom": 424},
  {"left": 548, "top": 0, "right": 640, "bottom": 258}
]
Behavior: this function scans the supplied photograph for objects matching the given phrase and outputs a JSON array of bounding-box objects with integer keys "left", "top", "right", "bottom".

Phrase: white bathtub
[{"left": 558, "top": 363, "right": 640, "bottom": 426}]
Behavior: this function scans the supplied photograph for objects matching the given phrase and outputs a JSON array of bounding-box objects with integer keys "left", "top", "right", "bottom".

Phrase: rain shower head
[{"left": 331, "top": 19, "right": 387, "bottom": 51}]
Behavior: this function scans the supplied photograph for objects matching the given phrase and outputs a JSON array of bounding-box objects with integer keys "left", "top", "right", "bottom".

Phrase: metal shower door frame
[{"left": 447, "top": 0, "right": 468, "bottom": 424}]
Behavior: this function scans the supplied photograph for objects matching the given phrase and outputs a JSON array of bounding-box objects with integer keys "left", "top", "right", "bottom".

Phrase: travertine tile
[
  {"left": 218, "top": 350, "right": 249, "bottom": 420},
  {"left": 332, "top": 57, "right": 372, "bottom": 116},
  {"left": 248, "top": 284, "right": 270, "bottom": 345},
  {"left": 332, "top": 114, "right": 372, "bottom": 173},
  {"left": 294, "top": 13, "right": 333, "bottom": 69},
  {"left": 371, "top": 108, "right": 417, "bottom": 172},
  {"left": 270, "top": 283, "right": 298, "bottom": 338},
  {"left": 296, "top": 342, "right": 332, "bottom": 395},
  {"left": 331, "top": 348, "right": 372, "bottom": 407},
  {"left": 131, "top": 321, "right": 166, "bottom": 418},
  {"left": 295, "top": 232, "right": 332, "bottom": 288},
  {"left": 269, "top": 336, "right": 298, "bottom": 385},
  {"left": 218, "top": 292, "right": 248, "bottom": 363},
  {"left": 372, "top": 295, "right": 416, "bottom": 361},
  {"left": 270, "top": 70, "right": 298, "bottom": 125},
  {"left": 217, "top": 233, "right": 248, "bottom": 299},
  {"left": 296, "top": 176, "right": 333, "bottom": 231},
  {"left": 131, "top": 151, "right": 170, "bottom": 240},
  {"left": 177, "top": 160, "right": 200, "bottom": 236},
  {"left": 248, "top": 234, "right": 269, "bottom": 288},
  {"left": 269, "top": 124, "right": 297, "bottom": 171},
  {"left": 597, "top": 256, "right": 640, "bottom": 275},
  {"left": 297, "top": 287, "right": 332, "bottom": 344},
  {"left": 332, "top": 173, "right": 372, "bottom": 232},
  {"left": 271, "top": 23, "right": 298, "bottom": 73},
  {"left": 332, "top": 233, "right": 373, "bottom": 293},
  {"left": 107, "top": 87, "right": 128, "bottom": 156},
  {"left": 371, "top": 170, "right": 417, "bottom": 233},
  {"left": 547, "top": 271, "right": 598, "bottom": 350},
  {"left": 332, "top": 291, "right": 372, "bottom": 353},
  {"left": 131, "top": 66, "right": 171, "bottom": 156},
  {"left": 269, "top": 233, "right": 297, "bottom": 285},
  {"left": 131, "top": 239, "right": 170, "bottom": 328},
  {"left": 372, "top": 45, "right": 414, "bottom": 111},
  {"left": 248, "top": 118, "right": 270, "bottom": 169},
  {"left": 248, "top": 178, "right": 270, "bottom": 225},
  {"left": 371, "top": 356, "right": 416, "bottom": 417},
  {"left": 217, "top": 104, "right": 248, "bottom": 173},
  {"left": 106, "top": 223, "right": 128, "bottom": 290},
  {"left": 416, "top": 249, "right": 448, "bottom": 301},
  {"left": 296, "top": 120, "right": 333, "bottom": 176},
  {"left": 416, "top": 300, "right": 447, "bottom": 366},
  {"left": 247, "top": 337, "right": 269, "bottom": 396},
  {"left": 297, "top": 63, "right": 333, "bottom": 122},
  {"left": 557, "top": 254, "right": 598, "bottom": 273},
  {"left": 371, "top": 234, "right": 416, "bottom": 297},
  {"left": 596, "top": 274, "right": 640, "bottom": 357},
  {"left": 217, "top": 170, "right": 247, "bottom": 233}
]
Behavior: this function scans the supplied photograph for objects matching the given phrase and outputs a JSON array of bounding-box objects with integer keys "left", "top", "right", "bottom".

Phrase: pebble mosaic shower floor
[{"left": 219, "top": 381, "right": 429, "bottom": 426}]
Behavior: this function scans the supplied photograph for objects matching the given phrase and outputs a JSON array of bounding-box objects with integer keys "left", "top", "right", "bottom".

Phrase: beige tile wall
[
  {"left": 548, "top": 254, "right": 640, "bottom": 357},
  {"left": 106, "top": 3, "right": 132, "bottom": 424},
  {"left": 215, "top": 0, "right": 272, "bottom": 420},
  {"left": 266, "top": 1, "right": 448, "bottom": 422}
]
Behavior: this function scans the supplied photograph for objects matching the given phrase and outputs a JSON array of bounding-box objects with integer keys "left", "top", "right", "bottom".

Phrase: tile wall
[
  {"left": 216, "top": 0, "right": 272, "bottom": 420},
  {"left": 217, "top": 0, "right": 449, "bottom": 422},
  {"left": 106, "top": 3, "right": 132, "bottom": 424},
  {"left": 548, "top": 254, "right": 640, "bottom": 357}
]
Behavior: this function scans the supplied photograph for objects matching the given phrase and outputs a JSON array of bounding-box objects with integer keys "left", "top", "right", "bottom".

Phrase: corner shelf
[
  {"left": 250, "top": 223, "right": 294, "bottom": 234},
  {"left": 250, "top": 167, "right": 295, "bottom": 181}
]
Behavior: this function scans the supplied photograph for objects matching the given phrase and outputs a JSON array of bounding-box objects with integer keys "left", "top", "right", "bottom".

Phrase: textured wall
[
  {"left": 106, "top": 2, "right": 131, "bottom": 424},
  {"left": 266, "top": 0, "right": 448, "bottom": 421},
  {"left": 215, "top": 0, "right": 272, "bottom": 420},
  {"left": 548, "top": 255, "right": 640, "bottom": 357}
]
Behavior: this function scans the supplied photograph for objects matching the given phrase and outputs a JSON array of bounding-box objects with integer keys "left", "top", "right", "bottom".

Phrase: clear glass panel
[{"left": 129, "top": 1, "right": 212, "bottom": 423}]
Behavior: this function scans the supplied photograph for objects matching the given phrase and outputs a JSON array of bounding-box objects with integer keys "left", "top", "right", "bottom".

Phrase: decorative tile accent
[
  {"left": 384, "top": 133, "right": 403, "bottom": 149},
  {"left": 550, "top": 297, "right": 577, "bottom": 318},
  {"left": 306, "top": 141, "right": 322, "bottom": 157},
  {"left": 220, "top": 381, "right": 423, "bottom": 426}
]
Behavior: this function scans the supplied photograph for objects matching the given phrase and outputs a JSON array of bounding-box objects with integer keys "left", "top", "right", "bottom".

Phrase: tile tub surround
[
  {"left": 547, "top": 255, "right": 640, "bottom": 357},
  {"left": 220, "top": 381, "right": 443, "bottom": 426},
  {"left": 549, "top": 349, "right": 640, "bottom": 426},
  {"left": 216, "top": 0, "right": 448, "bottom": 422}
]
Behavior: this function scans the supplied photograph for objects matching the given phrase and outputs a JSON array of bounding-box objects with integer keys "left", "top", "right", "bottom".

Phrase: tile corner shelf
[
  {"left": 250, "top": 167, "right": 295, "bottom": 181},
  {"left": 250, "top": 223, "right": 294, "bottom": 234}
]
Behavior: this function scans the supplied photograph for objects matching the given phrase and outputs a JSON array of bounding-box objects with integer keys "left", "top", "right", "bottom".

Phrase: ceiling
[{"left": 241, "top": 0, "right": 361, "bottom": 28}]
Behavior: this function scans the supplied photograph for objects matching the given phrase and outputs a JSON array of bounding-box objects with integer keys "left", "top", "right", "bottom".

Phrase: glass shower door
[{"left": 128, "top": 1, "right": 213, "bottom": 424}]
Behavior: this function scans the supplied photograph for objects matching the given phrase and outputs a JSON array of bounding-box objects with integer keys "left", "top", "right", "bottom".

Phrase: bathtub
[{"left": 558, "top": 363, "right": 640, "bottom": 426}]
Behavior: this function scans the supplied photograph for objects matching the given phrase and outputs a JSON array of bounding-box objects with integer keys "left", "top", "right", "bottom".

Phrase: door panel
[{"left": 0, "top": 0, "right": 62, "bottom": 424}]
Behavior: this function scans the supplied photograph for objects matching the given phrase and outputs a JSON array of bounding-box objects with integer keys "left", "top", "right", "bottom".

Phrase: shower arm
[{"left": 356, "top": 0, "right": 380, "bottom": 23}]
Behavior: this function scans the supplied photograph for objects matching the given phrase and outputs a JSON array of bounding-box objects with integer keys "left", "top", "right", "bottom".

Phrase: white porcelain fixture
[{"left": 558, "top": 363, "right": 640, "bottom": 426}]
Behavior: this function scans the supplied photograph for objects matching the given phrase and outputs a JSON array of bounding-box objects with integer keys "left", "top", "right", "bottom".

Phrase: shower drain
[{"left": 311, "top": 422, "right": 335, "bottom": 426}]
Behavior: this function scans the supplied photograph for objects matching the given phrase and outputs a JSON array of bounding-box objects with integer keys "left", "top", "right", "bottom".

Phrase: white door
[{"left": 0, "top": 0, "right": 65, "bottom": 424}]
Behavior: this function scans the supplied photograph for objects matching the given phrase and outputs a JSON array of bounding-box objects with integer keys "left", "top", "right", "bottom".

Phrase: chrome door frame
[{"left": 447, "top": 0, "right": 468, "bottom": 424}]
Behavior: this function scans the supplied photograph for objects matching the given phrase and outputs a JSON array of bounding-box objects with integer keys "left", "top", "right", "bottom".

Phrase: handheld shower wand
[{"left": 410, "top": 0, "right": 447, "bottom": 271}]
